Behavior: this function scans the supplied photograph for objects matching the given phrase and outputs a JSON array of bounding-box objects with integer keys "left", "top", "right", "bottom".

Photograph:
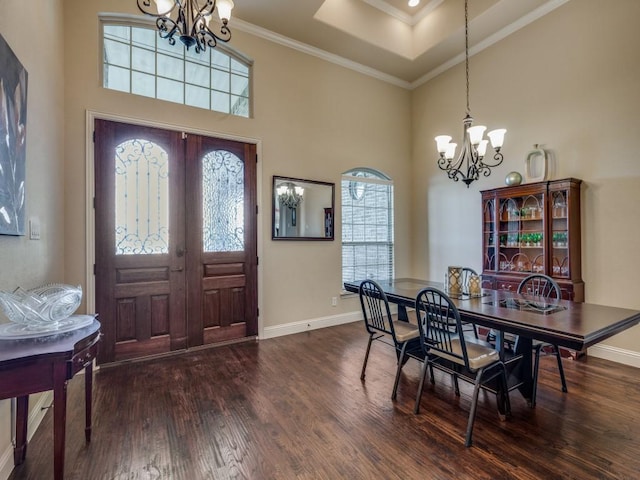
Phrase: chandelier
[
  {"left": 435, "top": 0, "right": 506, "bottom": 187},
  {"left": 277, "top": 183, "right": 304, "bottom": 209},
  {"left": 137, "top": 0, "right": 234, "bottom": 53}
]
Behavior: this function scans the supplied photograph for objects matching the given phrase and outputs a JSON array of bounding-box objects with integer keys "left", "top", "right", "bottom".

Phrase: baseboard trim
[
  {"left": 261, "top": 311, "right": 362, "bottom": 339},
  {"left": 0, "top": 391, "right": 53, "bottom": 480},
  {"left": 587, "top": 344, "right": 640, "bottom": 368}
]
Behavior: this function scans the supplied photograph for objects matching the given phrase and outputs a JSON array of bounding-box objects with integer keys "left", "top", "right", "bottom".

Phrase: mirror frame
[{"left": 272, "top": 176, "right": 335, "bottom": 241}]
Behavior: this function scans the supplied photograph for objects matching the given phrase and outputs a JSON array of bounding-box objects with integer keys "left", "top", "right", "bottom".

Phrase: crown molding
[
  {"left": 232, "top": 18, "right": 412, "bottom": 89},
  {"left": 360, "top": 0, "right": 445, "bottom": 26},
  {"left": 410, "top": 0, "right": 571, "bottom": 89},
  {"left": 100, "top": 0, "right": 570, "bottom": 92}
]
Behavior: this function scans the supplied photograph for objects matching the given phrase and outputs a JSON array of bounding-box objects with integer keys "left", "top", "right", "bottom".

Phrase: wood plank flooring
[{"left": 8, "top": 322, "right": 640, "bottom": 479}]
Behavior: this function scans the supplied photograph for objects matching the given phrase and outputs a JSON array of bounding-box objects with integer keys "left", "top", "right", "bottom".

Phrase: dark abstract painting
[{"left": 0, "top": 33, "right": 27, "bottom": 235}]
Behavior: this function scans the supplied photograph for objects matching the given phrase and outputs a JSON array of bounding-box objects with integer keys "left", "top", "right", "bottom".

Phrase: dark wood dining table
[{"left": 344, "top": 278, "right": 640, "bottom": 403}]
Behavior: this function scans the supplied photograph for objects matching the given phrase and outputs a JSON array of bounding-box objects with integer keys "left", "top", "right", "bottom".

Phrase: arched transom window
[{"left": 101, "top": 17, "right": 252, "bottom": 118}]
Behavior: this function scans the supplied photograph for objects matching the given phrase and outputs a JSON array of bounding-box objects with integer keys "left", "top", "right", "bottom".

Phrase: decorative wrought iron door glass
[
  {"left": 115, "top": 139, "right": 169, "bottom": 255},
  {"left": 202, "top": 150, "right": 244, "bottom": 252}
]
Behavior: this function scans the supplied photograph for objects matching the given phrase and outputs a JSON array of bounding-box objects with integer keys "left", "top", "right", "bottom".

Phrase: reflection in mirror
[{"left": 272, "top": 176, "right": 334, "bottom": 240}]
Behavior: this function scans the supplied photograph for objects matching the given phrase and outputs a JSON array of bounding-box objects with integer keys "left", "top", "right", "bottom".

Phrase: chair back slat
[
  {"left": 359, "top": 280, "right": 395, "bottom": 336},
  {"left": 461, "top": 267, "right": 478, "bottom": 295},
  {"left": 415, "top": 287, "right": 468, "bottom": 369},
  {"left": 518, "top": 274, "right": 560, "bottom": 299}
]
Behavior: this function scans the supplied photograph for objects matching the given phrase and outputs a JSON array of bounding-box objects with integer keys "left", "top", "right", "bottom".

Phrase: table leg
[
  {"left": 397, "top": 305, "right": 409, "bottom": 321},
  {"left": 53, "top": 363, "right": 68, "bottom": 480},
  {"left": 514, "top": 336, "right": 534, "bottom": 404},
  {"left": 13, "top": 396, "right": 29, "bottom": 465},
  {"left": 85, "top": 363, "right": 93, "bottom": 442}
]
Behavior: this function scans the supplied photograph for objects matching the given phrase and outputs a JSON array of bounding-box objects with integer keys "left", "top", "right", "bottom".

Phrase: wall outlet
[{"left": 331, "top": 296, "right": 337, "bottom": 307}]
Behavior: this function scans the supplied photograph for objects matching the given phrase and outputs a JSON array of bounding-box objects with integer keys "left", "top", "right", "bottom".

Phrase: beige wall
[
  {"left": 411, "top": 0, "right": 640, "bottom": 351},
  {"left": 62, "top": 0, "right": 412, "bottom": 331},
  {"left": 1, "top": 0, "right": 639, "bottom": 475},
  {"left": 0, "top": 0, "right": 65, "bottom": 473}
]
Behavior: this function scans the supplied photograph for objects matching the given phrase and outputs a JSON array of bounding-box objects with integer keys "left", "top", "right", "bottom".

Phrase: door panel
[
  {"left": 95, "top": 119, "right": 257, "bottom": 364},
  {"left": 185, "top": 136, "right": 257, "bottom": 347}
]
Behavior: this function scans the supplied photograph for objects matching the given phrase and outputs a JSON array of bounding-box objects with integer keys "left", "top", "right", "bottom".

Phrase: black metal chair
[
  {"left": 413, "top": 287, "right": 510, "bottom": 447},
  {"left": 460, "top": 267, "right": 480, "bottom": 338},
  {"left": 358, "top": 279, "right": 421, "bottom": 400},
  {"left": 518, "top": 274, "right": 568, "bottom": 407}
]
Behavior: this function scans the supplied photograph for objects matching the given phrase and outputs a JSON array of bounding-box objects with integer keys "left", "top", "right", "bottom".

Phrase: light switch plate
[{"left": 29, "top": 217, "right": 41, "bottom": 240}]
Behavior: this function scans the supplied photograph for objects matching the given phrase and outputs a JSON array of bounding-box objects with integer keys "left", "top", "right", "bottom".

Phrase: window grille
[{"left": 101, "top": 19, "right": 251, "bottom": 117}]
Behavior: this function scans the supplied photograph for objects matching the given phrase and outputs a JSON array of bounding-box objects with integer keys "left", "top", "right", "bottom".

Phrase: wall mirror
[{"left": 272, "top": 176, "right": 334, "bottom": 240}]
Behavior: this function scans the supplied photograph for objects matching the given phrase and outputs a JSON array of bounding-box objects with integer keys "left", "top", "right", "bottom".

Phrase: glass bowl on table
[{"left": 0, "top": 283, "right": 83, "bottom": 331}]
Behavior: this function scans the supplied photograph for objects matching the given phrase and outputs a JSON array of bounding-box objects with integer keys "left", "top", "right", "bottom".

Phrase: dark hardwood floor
[{"left": 8, "top": 322, "right": 640, "bottom": 479}]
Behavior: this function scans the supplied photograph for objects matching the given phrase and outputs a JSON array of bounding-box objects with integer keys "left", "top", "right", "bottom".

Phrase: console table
[{"left": 0, "top": 318, "right": 101, "bottom": 480}]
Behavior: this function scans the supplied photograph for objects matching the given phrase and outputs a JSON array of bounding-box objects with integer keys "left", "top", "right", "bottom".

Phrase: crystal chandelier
[
  {"left": 137, "top": 0, "right": 234, "bottom": 53},
  {"left": 277, "top": 184, "right": 304, "bottom": 209},
  {"left": 435, "top": 0, "right": 506, "bottom": 187}
]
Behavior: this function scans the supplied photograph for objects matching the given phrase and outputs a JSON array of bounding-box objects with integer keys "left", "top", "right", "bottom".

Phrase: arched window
[
  {"left": 101, "top": 16, "right": 252, "bottom": 117},
  {"left": 341, "top": 168, "right": 394, "bottom": 284}
]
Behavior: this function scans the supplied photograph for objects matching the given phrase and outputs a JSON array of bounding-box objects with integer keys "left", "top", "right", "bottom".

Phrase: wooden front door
[{"left": 94, "top": 119, "right": 257, "bottom": 364}]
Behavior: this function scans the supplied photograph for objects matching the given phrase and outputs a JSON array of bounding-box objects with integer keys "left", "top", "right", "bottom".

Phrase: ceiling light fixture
[
  {"left": 137, "top": 0, "right": 234, "bottom": 53},
  {"left": 277, "top": 183, "right": 304, "bottom": 209},
  {"left": 408, "top": 0, "right": 420, "bottom": 7},
  {"left": 434, "top": 0, "right": 506, "bottom": 187}
]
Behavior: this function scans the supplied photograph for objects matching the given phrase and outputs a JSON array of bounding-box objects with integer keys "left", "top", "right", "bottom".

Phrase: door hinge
[
  {"left": 92, "top": 130, "right": 96, "bottom": 143},
  {"left": 93, "top": 197, "right": 96, "bottom": 209},
  {"left": 257, "top": 307, "right": 260, "bottom": 317},
  {"left": 93, "top": 264, "right": 96, "bottom": 275},
  {"left": 256, "top": 256, "right": 259, "bottom": 266},
  {"left": 256, "top": 205, "right": 259, "bottom": 215},
  {"left": 255, "top": 153, "right": 258, "bottom": 163},
  {"left": 181, "top": 132, "right": 187, "bottom": 140}
]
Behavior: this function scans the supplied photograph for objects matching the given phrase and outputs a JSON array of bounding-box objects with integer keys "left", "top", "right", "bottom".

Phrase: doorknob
[{"left": 176, "top": 247, "right": 185, "bottom": 257}]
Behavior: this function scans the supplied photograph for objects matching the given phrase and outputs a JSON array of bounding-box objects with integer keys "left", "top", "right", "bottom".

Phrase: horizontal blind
[{"left": 341, "top": 172, "right": 394, "bottom": 284}]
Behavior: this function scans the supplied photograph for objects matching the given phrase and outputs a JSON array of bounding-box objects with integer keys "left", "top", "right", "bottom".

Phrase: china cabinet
[{"left": 481, "top": 178, "right": 583, "bottom": 301}]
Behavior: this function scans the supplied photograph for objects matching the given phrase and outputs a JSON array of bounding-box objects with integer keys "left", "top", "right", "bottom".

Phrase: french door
[{"left": 94, "top": 119, "right": 257, "bottom": 364}]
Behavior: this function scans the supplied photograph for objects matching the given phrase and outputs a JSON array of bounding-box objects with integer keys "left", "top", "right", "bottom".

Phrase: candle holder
[
  {"left": 469, "top": 275, "right": 481, "bottom": 296},
  {"left": 447, "top": 266, "right": 463, "bottom": 295}
]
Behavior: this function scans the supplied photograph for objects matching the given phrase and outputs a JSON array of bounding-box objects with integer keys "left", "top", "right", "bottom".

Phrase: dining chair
[
  {"left": 358, "top": 279, "right": 422, "bottom": 400},
  {"left": 413, "top": 287, "right": 510, "bottom": 447},
  {"left": 518, "top": 274, "right": 567, "bottom": 407},
  {"left": 460, "top": 267, "right": 480, "bottom": 338}
]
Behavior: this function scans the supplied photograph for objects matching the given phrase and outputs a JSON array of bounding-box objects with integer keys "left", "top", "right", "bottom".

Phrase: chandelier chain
[{"left": 465, "top": 0, "right": 470, "bottom": 116}]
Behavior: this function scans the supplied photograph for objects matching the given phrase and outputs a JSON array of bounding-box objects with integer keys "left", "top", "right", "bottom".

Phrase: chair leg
[
  {"left": 391, "top": 342, "right": 408, "bottom": 400},
  {"left": 554, "top": 344, "right": 568, "bottom": 393},
  {"left": 531, "top": 345, "right": 542, "bottom": 408},
  {"left": 465, "top": 368, "right": 485, "bottom": 447},
  {"left": 453, "top": 373, "right": 460, "bottom": 396},
  {"left": 472, "top": 323, "right": 479, "bottom": 339},
  {"left": 429, "top": 364, "right": 435, "bottom": 384},
  {"left": 414, "top": 360, "right": 430, "bottom": 414},
  {"left": 360, "top": 335, "right": 373, "bottom": 381},
  {"left": 497, "top": 365, "right": 511, "bottom": 420}
]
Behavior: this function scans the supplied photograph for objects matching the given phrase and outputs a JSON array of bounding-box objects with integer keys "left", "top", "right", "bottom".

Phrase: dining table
[{"left": 343, "top": 278, "right": 640, "bottom": 404}]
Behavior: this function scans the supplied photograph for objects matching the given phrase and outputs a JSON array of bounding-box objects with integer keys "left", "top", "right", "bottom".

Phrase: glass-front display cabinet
[{"left": 481, "top": 178, "right": 583, "bottom": 301}]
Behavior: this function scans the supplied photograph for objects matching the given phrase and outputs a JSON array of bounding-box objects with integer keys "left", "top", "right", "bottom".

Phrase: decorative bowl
[{"left": 0, "top": 284, "right": 82, "bottom": 326}]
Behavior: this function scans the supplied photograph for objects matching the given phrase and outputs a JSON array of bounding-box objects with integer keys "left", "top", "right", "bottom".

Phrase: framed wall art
[{"left": 0, "top": 33, "right": 28, "bottom": 236}]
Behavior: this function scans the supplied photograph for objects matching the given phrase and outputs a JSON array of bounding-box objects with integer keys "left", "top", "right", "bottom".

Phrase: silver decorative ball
[{"left": 505, "top": 171, "right": 523, "bottom": 186}]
